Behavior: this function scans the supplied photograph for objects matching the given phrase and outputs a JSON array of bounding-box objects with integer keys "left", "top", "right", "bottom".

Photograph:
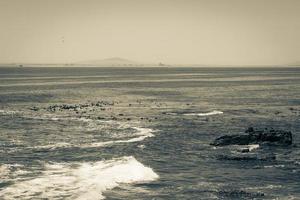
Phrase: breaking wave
[
  {"left": 0, "top": 156, "right": 158, "bottom": 200},
  {"left": 85, "top": 127, "right": 154, "bottom": 148},
  {"left": 33, "top": 127, "right": 155, "bottom": 150}
]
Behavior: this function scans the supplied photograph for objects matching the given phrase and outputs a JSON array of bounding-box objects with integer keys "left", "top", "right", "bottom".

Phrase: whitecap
[
  {"left": 0, "top": 156, "right": 159, "bottom": 200},
  {"left": 84, "top": 127, "right": 155, "bottom": 148},
  {"left": 0, "top": 164, "right": 25, "bottom": 179},
  {"left": 33, "top": 142, "right": 73, "bottom": 150},
  {"left": 138, "top": 144, "right": 146, "bottom": 149},
  {"left": 0, "top": 165, "right": 10, "bottom": 178},
  {"left": 248, "top": 144, "right": 260, "bottom": 151},
  {"left": 0, "top": 110, "right": 18, "bottom": 115},
  {"left": 32, "top": 127, "right": 155, "bottom": 150},
  {"left": 183, "top": 110, "right": 223, "bottom": 116},
  {"left": 264, "top": 164, "right": 285, "bottom": 169}
]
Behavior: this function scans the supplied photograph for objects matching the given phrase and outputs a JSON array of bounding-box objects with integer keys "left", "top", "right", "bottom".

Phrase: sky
[{"left": 0, "top": 0, "right": 299, "bottom": 66}]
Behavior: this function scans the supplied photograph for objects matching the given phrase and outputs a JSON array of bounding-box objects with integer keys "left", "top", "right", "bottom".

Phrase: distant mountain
[{"left": 77, "top": 57, "right": 140, "bottom": 66}]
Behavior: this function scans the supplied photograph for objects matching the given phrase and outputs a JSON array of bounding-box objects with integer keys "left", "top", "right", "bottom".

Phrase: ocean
[{"left": 0, "top": 66, "right": 299, "bottom": 199}]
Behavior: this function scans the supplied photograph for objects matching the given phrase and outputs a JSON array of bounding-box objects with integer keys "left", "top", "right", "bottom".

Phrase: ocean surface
[{"left": 0, "top": 66, "right": 299, "bottom": 199}]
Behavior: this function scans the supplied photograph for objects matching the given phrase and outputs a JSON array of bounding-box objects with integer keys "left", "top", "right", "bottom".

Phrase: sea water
[{"left": 0, "top": 66, "right": 299, "bottom": 199}]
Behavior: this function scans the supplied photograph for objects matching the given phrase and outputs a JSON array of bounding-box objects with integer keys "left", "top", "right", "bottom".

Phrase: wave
[
  {"left": 0, "top": 164, "right": 26, "bottom": 180},
  {"left": 0, "top": 165, "right": 10, "bottom": 178},
  {"left": 263, "top": 164, "right": 285, "bottom": 169},
  {"left": 33, "top": 127, "right": 155, "bottom": 150},
  {"left": 183, "top": 110, "right": 223, "bottom": 116},
  {"left": 0, "top": 156, "right": 159, "bottom": 200},
  {"left": 85, "top": 127, "right": 154, "bottom": 148},
  {"left": 248, "top": 144, "right": 259, "bottom": 152}
]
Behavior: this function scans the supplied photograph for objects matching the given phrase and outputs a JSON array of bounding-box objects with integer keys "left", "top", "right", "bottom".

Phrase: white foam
[
  {"left": 0, "top": 165, "right": 10, "bottom": 178},
  {"left": 0, "top": 110, "right": 17, "bottom": 115},
  {"left": 0, "top": 156, "right": 159, "bottom": 200},
  {"left": 264, "top": 164, "right": 285, "bottom": 169},
  {"left": 183, "top": 110, "right": 223, "bottom": 116},
  {"left": 84, "top": 127, "right": 154, "bottom": 148},
  {"left": 34, "top": 142, "right": 72, "bottom": 150},
  {"left": 246, "top": 184, "right": 282, "bottom": 190},
  {"left": 33, "top": 127, "right": 155, "bottom": 150},
  {"left": 248, "top": 144, "right": 259, "bottom": 151},
  {"left": 0, "top": 164, "right": 25, "bottom": 180},
  {"left": 138, "top": 144, "right": 146, "bottom": 149}
]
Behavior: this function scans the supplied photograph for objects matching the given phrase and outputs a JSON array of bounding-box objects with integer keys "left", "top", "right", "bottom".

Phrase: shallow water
[{"left": 0, "top": 66, "right": 299, "bottom": 199}]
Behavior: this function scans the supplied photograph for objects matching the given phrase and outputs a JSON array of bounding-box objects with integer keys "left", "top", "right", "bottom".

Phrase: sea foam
[
  {"left": 183, "top": 110, "right": 223, "bottom": 116},
  {"left": 0, "top": 110, "right": 17, "bottom": 115},
  {"left": 86, "top": 127, "right": 154, "bottom": 148},
  {"left": 0, "top": 156, "right": 158, "bottom": 200},
  {"left": 32, "top": 127, "right": 155, "bottom": 150}
]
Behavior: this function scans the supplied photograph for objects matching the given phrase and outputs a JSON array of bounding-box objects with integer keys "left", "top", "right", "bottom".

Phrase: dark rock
[
  {"left": 211, "top": 127, "right": 292, "bottom": 146},
  {"left": 212, "top": 134, "right": 251, "bottom": 146}
]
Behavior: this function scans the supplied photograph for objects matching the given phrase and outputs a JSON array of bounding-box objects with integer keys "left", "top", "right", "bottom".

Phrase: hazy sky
[{"left": 0, "top": 0, "right": 299, "bottom": 65}]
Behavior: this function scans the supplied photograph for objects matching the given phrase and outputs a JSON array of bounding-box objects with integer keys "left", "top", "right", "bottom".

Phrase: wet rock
[
  {"left": 211, "top": 127, "right": 292, "bottom": 146},
  {"left": 45, "top": 101, "right": 114, "bottom": 112},
  {"left": 212, "top": 134, "right": 251, "bottom": 146}
]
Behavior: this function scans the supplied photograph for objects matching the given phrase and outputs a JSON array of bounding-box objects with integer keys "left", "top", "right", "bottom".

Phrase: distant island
[{"left": 77, "top": 57, "right": 142, "bottom": 66}]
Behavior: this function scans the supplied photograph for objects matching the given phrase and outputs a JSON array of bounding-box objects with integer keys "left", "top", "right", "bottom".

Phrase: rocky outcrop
[
  {"left": 211, "top": 127, "right": 292, "bottom": 146},
  {"left": 44, "top": 101, "right": 115, "bottom": 112}
]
